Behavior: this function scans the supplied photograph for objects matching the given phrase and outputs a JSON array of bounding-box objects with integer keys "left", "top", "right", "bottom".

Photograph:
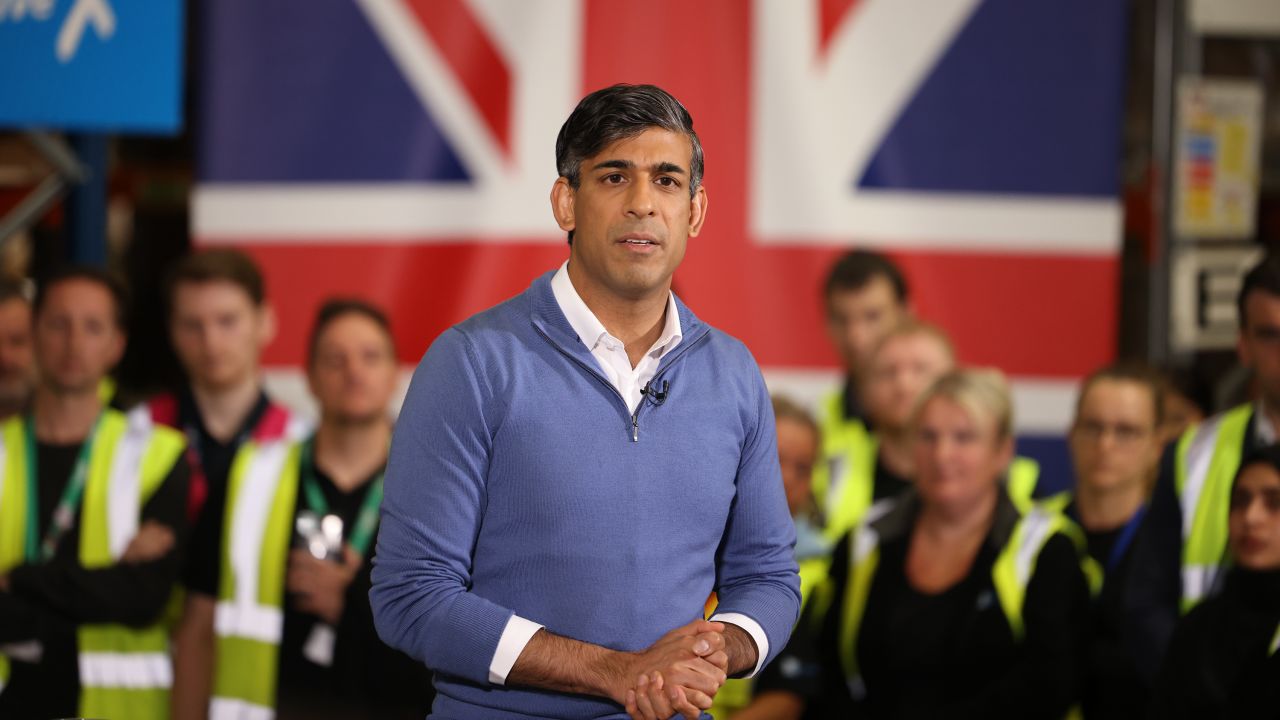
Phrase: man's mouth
[{"left": 617, "top": 233, "right": 659, "bottom": 246}]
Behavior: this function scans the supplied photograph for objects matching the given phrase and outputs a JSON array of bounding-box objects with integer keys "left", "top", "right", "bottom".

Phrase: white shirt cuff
[
  {"left": 488, "top": 614, "right": 544, "bottom": 685},
  {"left": 708, "top": 612, "right": 769, "bottom": 679}
]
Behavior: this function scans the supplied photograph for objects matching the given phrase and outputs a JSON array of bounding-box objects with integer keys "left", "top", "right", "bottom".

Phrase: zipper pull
[{"left": 632, "top": 411, "right": 639, "bottom": 442}]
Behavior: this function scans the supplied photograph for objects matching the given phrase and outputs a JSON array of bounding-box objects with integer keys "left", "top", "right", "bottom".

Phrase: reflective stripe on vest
[
  {"left": 211, "top": 696, "right": 277, "bottom": 720},
  {"left": 0, "top": 416, "right": 23, "bottom": 695},
  {"left": 212, "top": 418, "right": 307, "bottom": 719},
  {"left": 822, "top": 433, "right": 879, "bottom": 544},
  {"left": 1006, "top": 456, "right": 1042, "bottom": 513},
  {"left": 0, "top": 407, "right": 185, "bottom": 717},
  {"left": 1174, "top": 404, "right": 1251, "bottom": 611},
  {"left": 814, "top": 391, "right": 871, "bottom": 526},
  {"left": 837, "top": 506, "right": 1067, "bottom": 696}
]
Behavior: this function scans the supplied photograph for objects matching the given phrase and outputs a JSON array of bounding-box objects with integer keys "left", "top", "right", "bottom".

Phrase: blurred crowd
[
  {"left": 0, "top": 245, "right": 1278, "bottom": 719},
  {"left": 0, "top": 251, "right": 430, "bottom": 719}
]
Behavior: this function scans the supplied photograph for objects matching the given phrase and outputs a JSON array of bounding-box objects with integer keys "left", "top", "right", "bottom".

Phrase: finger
[
  {"left": 633, "top": 675, "right": 660, "bottom": 720},
  {"left": 702, "top": 650, "right": 729, "bottom": 674},
  {"left": 667, "top": 618, "right": 723, "bottom": 640},
  {"left": 679, "top": 685, "right": 715, "bottom": 711},
  {"left": 667, "top": 665, "right": 721, "bottom": 697},
  {"left": 343, "top": 544, "right": 362, "bottom": 568},
  {"left": 625, "top": 689, "right": 642, "bottom": 720},
  {"left": 691, "top": 630, "right": 725, "bottom": 656},
  {"left": 646, "top": 673, "right": 676, "bottom": 719},
  {"left": 670, "top": 685, "right": 703, "bottom": 719}
]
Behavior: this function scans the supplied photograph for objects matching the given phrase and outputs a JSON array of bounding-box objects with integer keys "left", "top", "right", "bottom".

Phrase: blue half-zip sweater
[{"left": 371, "top": 270, "right": 801, "bottom": 719}]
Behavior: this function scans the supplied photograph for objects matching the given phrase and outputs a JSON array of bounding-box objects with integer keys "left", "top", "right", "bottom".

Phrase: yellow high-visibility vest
[{"left": 0, "top": 407, "right": 186, "bottom": 719}]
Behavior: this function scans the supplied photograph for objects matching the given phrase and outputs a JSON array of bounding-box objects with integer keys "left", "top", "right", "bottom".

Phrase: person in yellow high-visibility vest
[
  {"left": 1151, "top": 445, "right": 1280, "bottom": 716},
  {"left": 1055, "top": 364, "right": 1167, "bottom": 717},
  {"left": 1135, "top": 254, "right": 1280, "bottom": 667},
  {"left": 754, "top": 368, "right": 1090, "bottom": 718},
  {"left": 164, "top": 250, "right": 296, "bottom": 720},
  {"left": 814, "top": 251, "right": 910, "bottom": 532},
  {"left": 191, "top": 298, "right": 434, "bottom": 720},
  {"left": 0, "top": 267, "right": 190, "bottom": 719},
  {"left": 820, "top": 320, "right": 955, "bottom": 543}
]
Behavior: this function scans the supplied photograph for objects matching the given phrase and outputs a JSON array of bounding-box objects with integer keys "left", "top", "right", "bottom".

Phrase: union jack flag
[{"left": 192, "top": 0, "right": 1128, "bottom": 491}]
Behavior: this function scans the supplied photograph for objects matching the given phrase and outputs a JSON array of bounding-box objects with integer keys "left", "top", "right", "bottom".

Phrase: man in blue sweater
[{"left": 370, "top": 84, "right": 801, "bottom": 719}]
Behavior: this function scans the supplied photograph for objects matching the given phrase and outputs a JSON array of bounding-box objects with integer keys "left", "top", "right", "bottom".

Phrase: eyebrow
[{"left": 590, "top": 159, "right": 687, "bottom": 176}]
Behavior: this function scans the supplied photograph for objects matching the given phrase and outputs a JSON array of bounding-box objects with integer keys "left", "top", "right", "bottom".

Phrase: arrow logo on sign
[{"left": 55, "top": 0, "right": 115, "bottom": 63}]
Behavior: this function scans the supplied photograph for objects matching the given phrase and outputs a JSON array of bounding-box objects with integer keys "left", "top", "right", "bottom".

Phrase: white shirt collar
[{"left": 549, "top": 262, "right": 682, "bottom": 358}]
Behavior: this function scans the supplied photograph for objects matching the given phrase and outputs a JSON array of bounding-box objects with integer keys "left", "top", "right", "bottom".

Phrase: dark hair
[
  {"left": 34, "top": 266, "right": 129, "bottom": 330},
  {"left": 556, "top": 83, "right": 704, "bottom": 195},
  {"left": 1238, "top": 254, "right": 1280, "bottom": 329},
  {"left": 1075, "top": 362, "right": 1166, "bottom": 428},
  {"left": 165, "top": 249, "right": 266, "bottom": 309},
  {"left": 1235, "top": 444, "right": 1280, "bottom": 492},
  {"left": 307, "top": 298, "right": 396, "bottom": 368},
  {"left": 0, "top": 277, "right": 31, "bottom": 305},
  {"left": 824, "top": 250, "right": 909, "bottom": 305}
]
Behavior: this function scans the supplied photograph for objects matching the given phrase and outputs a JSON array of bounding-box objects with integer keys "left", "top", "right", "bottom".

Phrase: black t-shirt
[
  {"left": 841, "top": 381, "right": 867, "bottom": 427},
  {"left": 181, "top": 389, "right": 270, "bottom": 596},
  {"left": 872, "top": 453, "right": 911, "bottom": 503},
  {"left": 274, "top": 458, "right": 434, "bottom": 720},
  {"left": 1151, "top": 569, "right": 1280, "bottom": 719},
  {"left": 1070, "top": 503, "right": 1150, "bottom": 720},
  {"left": 0, "top": 437, "right": 189, "bottom": 719}
]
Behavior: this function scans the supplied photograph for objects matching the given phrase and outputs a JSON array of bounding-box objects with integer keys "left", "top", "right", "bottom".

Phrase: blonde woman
[{"left": 754, "top": 369, "right": 1089, "bottom": 718}]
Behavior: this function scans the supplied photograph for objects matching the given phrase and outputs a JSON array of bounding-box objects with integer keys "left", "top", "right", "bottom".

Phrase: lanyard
[
  {"left": 1103, "top": 504, "right": 1147, "bottom": 574},
  {"left": 24, "top": 414, "right": 103, "bottom": 563},
  {"left": 298, "top": 437, "right": 384, "bottom": 558}
]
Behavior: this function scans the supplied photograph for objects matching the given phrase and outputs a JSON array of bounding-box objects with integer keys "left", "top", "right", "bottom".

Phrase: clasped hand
[{"left": 621, "top": 619, "right": 729, "bottom": 720}]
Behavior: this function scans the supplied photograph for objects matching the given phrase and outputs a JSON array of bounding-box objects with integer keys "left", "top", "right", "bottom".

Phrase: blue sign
[{"left": 0, "top": 0, "right": 183, "bottom": 133}]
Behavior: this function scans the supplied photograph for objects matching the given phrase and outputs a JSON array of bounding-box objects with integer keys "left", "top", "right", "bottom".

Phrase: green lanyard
[
  {"left": 24, "top": 414, "right": 103, "bottom": 563},
  {"left": 298, "top": 437, "right": 384, "bottom": 558}
]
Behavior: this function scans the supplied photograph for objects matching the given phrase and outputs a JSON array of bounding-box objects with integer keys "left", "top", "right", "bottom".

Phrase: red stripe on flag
[
  {"left": 405, "top": 0, "right": 512, "bottom": 156},
  {"left": 819, "top": 0, "right": 861, "bottom": 58},
  {"left": 223, "top": 242, "right": 1113, "bottom": 379}
]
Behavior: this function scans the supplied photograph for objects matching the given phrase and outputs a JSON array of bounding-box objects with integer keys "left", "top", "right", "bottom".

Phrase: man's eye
[
  {"left": 604, "top": 174, "right": 624, "bottom": 184},
  {"left": 656, "top": 176, "right": 679, "bottom": 188}
]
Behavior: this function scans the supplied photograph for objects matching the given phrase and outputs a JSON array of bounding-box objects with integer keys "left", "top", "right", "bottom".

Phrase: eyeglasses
[{"left": 1072, "top": 420, "right": 1153, "bottom": 446}]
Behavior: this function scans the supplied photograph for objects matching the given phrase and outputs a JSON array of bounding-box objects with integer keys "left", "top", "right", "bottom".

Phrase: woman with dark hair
[{"left": 1150, "top": 445, "right": 1280, "bottom": 718}]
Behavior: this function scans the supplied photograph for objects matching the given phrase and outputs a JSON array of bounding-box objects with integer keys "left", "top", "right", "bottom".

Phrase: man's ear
[
  {"left": 258, "top": 303, "right": 278, "bottom": 348},
  {"left": 551, "top": 178, "right": 577, "bottom": 233},
  {"left": 687, "top": 186, "right": 709, "bottom": 238}
]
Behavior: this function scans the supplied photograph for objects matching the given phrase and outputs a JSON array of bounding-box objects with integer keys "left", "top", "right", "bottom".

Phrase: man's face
[
  {"left": 1238, "top": 290, "right": 1280, "bottom": 409},
  {"left": 861, "top": 333, "right": 953, "bottom": 433},
  {"left": 34, "top": 280, "right": 124, "bottom": 395},
  {"left": 170, "top": 281, "right": 273, "bottom": 391},
  {"left": 776, "top": 417, "right": 819, "bottom": 516},
  {"left": 826, "top": 277, "right": 907, "bottom": 377},
  {"left": 552, "top": 128, "right": 707, "bottom": 304},
  {"left": 1069, "top": 379, "right": 1161, "bottom": 495},
  {"left": 307, "top": 314, "right": 398, "bottom": 425},
  {"left": 0, "top": 297, "right": 34, "bottom": 407}
]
